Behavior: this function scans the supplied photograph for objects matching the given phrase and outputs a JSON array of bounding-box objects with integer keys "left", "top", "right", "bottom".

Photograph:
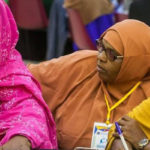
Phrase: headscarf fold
[{"left": 0, "top": 0, "right": 57, "bottom": 149}]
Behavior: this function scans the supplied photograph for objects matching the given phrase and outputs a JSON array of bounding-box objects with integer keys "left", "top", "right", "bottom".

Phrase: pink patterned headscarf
[{"left": 0, "top": 0, "right": 57, "bottom": 149}]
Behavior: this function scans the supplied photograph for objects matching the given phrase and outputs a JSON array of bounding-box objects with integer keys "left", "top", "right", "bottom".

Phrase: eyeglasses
[{"left": 96, "top": 39, "right": 124, "bottom": 61}]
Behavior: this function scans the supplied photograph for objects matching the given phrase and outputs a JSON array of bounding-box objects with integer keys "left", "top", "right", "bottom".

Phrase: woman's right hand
[{"left": 110, "top": 138, "right": 133, "bottom": 150}]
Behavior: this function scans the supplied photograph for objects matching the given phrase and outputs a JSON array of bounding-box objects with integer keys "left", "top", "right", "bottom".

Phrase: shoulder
[
  {"left": 28, "top": 50, "right": 98, "bottom": 79},
  {"left": 31, "top": 50, "right": 97, "bottom": 69},
  {"left": 51, "top": 50, "right": 98, "bottom": 73},
  {"left": 51, "top": 50, "right": 97, "bottom": 65}
]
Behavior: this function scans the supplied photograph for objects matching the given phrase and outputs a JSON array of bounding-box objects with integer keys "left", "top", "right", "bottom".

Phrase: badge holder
[{"left": 91, "top": 122, "right": 112, "bottom": 150}]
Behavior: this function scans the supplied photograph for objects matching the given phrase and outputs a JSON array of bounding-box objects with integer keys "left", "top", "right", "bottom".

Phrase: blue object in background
[{"left": 73, "top": 13, "right": 114, "bottom": 50}]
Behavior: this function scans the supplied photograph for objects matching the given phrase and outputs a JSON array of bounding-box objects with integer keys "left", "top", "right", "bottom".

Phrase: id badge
[{"left": 91, "top": 122, "right": 112, "bottom": 150}]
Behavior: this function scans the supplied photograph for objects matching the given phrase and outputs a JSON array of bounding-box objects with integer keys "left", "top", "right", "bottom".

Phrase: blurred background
[{"left": 5, "top": 0, "right": 149, "bottom": 62}]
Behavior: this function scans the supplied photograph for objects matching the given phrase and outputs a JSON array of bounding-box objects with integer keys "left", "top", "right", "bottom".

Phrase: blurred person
[
  {"left": 46, "top": 0, "right": 69, "bottom": 60},
  {"left": 64, "top": 0, "right": 114, "bottom": 51},
  {"left": 129, "top": 0, "right": 150, "bottom": 26},
  {"left": 64, "top": 0, "right": 114, "bottom": 25}
]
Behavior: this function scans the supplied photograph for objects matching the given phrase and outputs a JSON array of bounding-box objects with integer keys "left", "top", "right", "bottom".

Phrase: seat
[
  {"left": 67, "top": 8, "right": 96, "bottom": 50},
  {"left": 9, "top": 0, "right": 48, "bottom": 30}
]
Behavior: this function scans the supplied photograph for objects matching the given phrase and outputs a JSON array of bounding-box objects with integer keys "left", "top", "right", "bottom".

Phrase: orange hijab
[{"left": 102, "top": 19, "right": 150, "bottom": 101}]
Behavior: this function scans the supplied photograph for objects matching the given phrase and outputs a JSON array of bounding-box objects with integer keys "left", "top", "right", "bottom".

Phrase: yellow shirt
[{"left": 106, "top": 97, "right": 150, "bottom": 150}]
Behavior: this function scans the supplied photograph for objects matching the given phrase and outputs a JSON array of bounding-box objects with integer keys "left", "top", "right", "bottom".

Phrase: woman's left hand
[
  {"left": 113, "top": 116, "right": 147, "bottom": 149},
  {"left": 0, "top": 135, "right": 31, "bottom": 150}
]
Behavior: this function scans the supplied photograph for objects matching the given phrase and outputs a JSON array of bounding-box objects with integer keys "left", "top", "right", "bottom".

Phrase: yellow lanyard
[{"left": 104, "top": 81, "right": 141, "bottom": 124}]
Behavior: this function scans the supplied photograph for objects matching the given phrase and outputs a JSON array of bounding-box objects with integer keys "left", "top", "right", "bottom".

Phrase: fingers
[
  {"left": 121, "top": 116, "right": 132, "bottom": 121},
  {"left": 118, "top": 119, "right": 127, "bottom": 126},
  {"left": 113, "top": 132, "right": 119, "bottom": 138},
  {"left": 118, "top": 116, "right": 132, "bottom": 126}
]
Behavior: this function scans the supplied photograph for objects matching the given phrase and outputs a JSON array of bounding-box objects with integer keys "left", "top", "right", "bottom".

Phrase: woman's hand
[
  {"left": 0, "top": 135, "right": 31, "bottom": 150},
  {"left": 110, "top": 138, "right": 133, "bottom": 150},
  {"left": 114, "top": 116, "right": 147, "bottom": 149}
]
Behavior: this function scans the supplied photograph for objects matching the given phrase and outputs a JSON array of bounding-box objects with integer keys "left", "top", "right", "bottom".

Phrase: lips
[{"left": 97, "top": 65, "right": 106, "bottom": 73}]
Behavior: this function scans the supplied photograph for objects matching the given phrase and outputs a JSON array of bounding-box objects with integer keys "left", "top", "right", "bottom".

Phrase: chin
[
  {"left": 99, "top": 73, "right": 108, "bottom": 82},
  {"left": 98, "top": 73, "right": 113, "bottom": 83}
]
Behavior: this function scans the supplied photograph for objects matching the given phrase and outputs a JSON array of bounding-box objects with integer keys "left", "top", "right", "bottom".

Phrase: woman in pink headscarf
[{"left": 0, "top": 0, "right": 57, "bottom": 150}]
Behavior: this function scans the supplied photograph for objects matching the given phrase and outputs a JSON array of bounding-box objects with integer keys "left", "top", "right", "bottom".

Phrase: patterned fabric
[{"left": 0, "top": 0, "right": 57, "bottom": 149}]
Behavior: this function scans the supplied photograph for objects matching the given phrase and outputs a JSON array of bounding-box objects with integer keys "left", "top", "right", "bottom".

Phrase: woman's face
[{"left": 97, "top": 39, "right": 123, "bottom": 83}]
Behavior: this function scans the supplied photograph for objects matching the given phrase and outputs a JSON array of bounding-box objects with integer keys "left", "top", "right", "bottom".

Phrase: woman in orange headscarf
[{"left": 28, "top": 19, "right": 150, "bottom": 150}]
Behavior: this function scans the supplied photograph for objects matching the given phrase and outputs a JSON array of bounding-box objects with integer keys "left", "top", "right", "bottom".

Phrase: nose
[{"left": 97, "top": 51, "right": 107, "bottom": 62}]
